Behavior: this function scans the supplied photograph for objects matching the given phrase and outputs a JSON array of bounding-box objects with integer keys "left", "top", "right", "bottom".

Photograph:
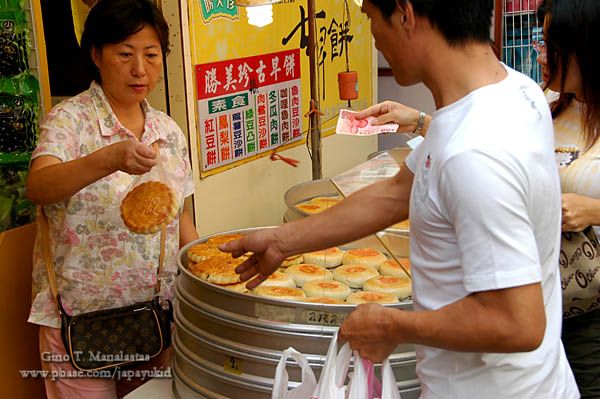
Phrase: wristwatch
[{"left": 413, "top": 111, "right": 426, "bottom": 135}]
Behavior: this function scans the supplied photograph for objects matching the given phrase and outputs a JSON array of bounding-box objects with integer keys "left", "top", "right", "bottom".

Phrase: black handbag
[{"left": 39, "top": 208, "right": 173, "bottom": 372}]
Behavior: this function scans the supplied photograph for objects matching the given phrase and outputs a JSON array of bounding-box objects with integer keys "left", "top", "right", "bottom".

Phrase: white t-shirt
[{"left": 405, "top": 67, "right": 578, "bottom": 399}]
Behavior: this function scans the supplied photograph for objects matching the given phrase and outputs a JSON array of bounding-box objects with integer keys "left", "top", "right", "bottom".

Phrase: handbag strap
[{"left": 40, "top": 205, "right": 167, "bottom": 314}]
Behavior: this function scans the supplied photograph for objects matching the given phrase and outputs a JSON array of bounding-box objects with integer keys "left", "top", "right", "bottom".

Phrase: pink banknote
[{"left": 335, "top": 109, "right": 399, "bottom": 136}]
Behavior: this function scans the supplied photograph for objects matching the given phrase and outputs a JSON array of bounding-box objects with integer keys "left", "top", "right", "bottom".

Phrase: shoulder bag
[
  {"left": 560, "top": 226, "right": 600, "bottom": 319},
  {"left": 38, "top": 207, "right": 173, "bottom": 372}
]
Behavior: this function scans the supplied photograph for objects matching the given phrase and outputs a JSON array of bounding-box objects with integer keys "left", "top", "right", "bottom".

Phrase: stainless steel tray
[
  {"left": 174, "top": 227, "right": 420, "bottom": 399},
  {"left": 177, "top": 227, "right": 412, "bottom": 322}
]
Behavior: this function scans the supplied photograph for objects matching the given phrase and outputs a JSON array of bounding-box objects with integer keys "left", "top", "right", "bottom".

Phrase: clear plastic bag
[{"left": 119, "top": 141, "right": 181, "bottom": 234}]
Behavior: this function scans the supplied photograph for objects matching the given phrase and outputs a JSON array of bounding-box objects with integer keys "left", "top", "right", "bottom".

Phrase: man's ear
[{"left": 397, "top": 0, "right": 416, "bottom": 32}]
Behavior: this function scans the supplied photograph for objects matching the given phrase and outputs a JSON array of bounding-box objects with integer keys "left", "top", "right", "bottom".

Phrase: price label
[
  {"left": 224, "top": 356, "right": 244, "bottom": 375},
  {"left": 301, "top": 310, "right": 346, "bottom": 326}
]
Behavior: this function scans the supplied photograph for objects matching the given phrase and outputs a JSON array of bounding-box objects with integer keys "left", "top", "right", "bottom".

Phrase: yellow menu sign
[{"left": 188, "top": 0, "right": 373, "bottom": 176}]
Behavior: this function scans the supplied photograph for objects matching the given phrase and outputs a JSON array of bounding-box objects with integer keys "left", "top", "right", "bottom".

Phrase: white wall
[{"left": 193, "top": 135, "right": 377, "bottom": 237}]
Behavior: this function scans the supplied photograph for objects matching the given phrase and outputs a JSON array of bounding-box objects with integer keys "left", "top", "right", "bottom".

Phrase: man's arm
[
  {"left": 341, "top": 282, "right": 546, "bottom": 363},
  {"left": 222, "top": 164, "right": 414, "bottom": 287},
  {"left": 279, "top": 163, "right": 414, "bottom": 256}
]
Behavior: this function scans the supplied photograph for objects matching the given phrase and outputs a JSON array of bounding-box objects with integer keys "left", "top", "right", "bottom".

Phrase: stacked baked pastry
[
  {"left": 186, "top": 234, "right": 412, "bottom": 305},
  {"left": 295, "top": 195, "right": 410, "bottom": 230}
]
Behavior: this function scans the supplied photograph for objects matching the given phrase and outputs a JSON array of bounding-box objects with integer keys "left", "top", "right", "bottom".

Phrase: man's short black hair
[
  {"left": 368, "top": 0, "right": 494, "bottom": 46},
  {"left": 80, "top": 0, "right": 170, "bottom": 82}
]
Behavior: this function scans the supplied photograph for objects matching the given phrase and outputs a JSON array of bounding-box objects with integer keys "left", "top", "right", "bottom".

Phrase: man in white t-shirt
[{"left": 221, "top": 0, "right": 579, "bottom": 397}]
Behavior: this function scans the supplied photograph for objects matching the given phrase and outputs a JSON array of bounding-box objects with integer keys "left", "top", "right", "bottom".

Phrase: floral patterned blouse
[{"left": 28, "top": 82, "right": 195, "bottom": 328}]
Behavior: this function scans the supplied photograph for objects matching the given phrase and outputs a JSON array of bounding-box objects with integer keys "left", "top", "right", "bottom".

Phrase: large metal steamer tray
[{"left": 177, "top": 227, "right": 412, "bottom": 328}]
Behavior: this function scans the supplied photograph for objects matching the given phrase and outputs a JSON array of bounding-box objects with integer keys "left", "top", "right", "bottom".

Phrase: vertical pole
[{"left": 307, "top": 0, "right": 322, "bottom": 180}]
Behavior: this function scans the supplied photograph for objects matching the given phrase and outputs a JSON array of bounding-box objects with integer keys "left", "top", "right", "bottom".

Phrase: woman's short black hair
[
  {"left": 542, "top": 0, "right": 600, "bottom": 148},
  {"left": 367, "top": 0, "right": 494, "bottom": 46},
  {"left": 80, "top": 0, "right": 170, "bottom": 82}
]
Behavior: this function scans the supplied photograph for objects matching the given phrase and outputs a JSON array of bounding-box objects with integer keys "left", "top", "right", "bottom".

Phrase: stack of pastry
[
  {"left": 186, "top": 235, "right": 412, "bottom": 305},
  {"left": 187, "top": 233, "right": 250, "bottom": 292}
]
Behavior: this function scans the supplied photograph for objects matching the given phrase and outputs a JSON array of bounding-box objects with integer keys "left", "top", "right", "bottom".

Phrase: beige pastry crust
[
  {"left": 346, "top": 291, "right": 399, "bottom": 305},
  {"left": 303, "top": 279, "right": 352, "bottom": 300},
  {"left": 295, "top": 203, "right": 326, "bottom": 214},
  {"left": 187, "top": 242, "right": 228, "bottom": 263},
  {"left": 363, "top": 275, "right": 412, "bottom": 299},
  {"left": 260, "top": 271, "right": 297, "bottom": 288},
  {"left": 285, "top": 264, "right": 333, "bottom": 287},
  {"left": 333, "top": 264, "right": 379, "bottom": 288},
  {"left": 303, "top": 296, "right": 345, "bottom": 305},
  {"left": 310, "top": 196, "right": 342, "bottom": 208},
  {"left": 303, "top": 247, "right": 344, "bottom": 268},
  {"left": 120, "top": 181, "right": 178, "bottom": 234},
  {"left": 206, "top": 233, "right": 246, "bottom": 246},
  {"left": 219, "top": 281, "right": 249, "bottom": 294},
  {"left": 253, "top": 286, "right": 307, "bottom": 301},
  {"left": 187, "top": 255, "right": 245, "bottom": 285},
  {"left": 342, "top": 248, "right": 387, "bottom": 271},
  {"left": 280, "top": 254, "right": 304, "bottom": 267},
  {"left": 380, "top": 258, "right": 411, "bottom": 277}
]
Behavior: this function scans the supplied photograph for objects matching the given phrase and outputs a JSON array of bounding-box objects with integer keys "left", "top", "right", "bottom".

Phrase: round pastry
[
  {"left": 310, "top": 196, "right": 342, "bottom": 208},
  {"left": 285, "top": 264, "right": 333, "bottom": 287},
  {"left": 187, "top": 255, "right": 244, "bottom": 285},
  {"left": 346, "top": 291, "right": 399, "bottom": 305},
  {"left": 206, "top": 233, "right": 245, "bottom": 246},
  {"left": 363, "top": 275, "right": 412, "bottom": 299},
  {"left": 220, "top": 281, "right": 249, "bottom": 294},
  {"left": 303, "top": 279, "right": 351, "bottom": 300},
  {"left": 332, "top": 264, "right": 379, "bottom": 288},
  {"left": 303, "top": 247, "right": 344, "bottom": 268},
  {"left": 342, "top": 248, "right": 387, "bottom": 271},
  {"left": 120, "top": 181, "right": 179, "bottom": 234},
  {"left": 303, "top": 297, "right": 345, "bottom": 305},
  {"left": 187, "top": 242, "right": 227, "bottom": 263},
  {"left": 380, "top": 258, "right": 411, "bottom": 277},
  {"left": 280, "top": 254, "right": 304, "bottom": 267},
  {"left": 253, "top": 286, "right": 306, "bottom": 301},
  {"left": 295, "top": 202, "right": 325, "bottom": 214},
  {"left": 260, "top": 271, "right": 297, "bottom": 288}
]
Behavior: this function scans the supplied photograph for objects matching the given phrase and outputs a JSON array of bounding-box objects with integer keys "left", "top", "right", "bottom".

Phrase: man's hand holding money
[{"left": 354, "top": 101, "right": 430, "bottom": 136}]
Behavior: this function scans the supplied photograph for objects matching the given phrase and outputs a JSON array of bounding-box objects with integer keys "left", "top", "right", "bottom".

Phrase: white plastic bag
[
  {"left": 312, "top": 330, "right": 401, "bottom": 399},
  {"left": 346, "top": 351, "right": 401, "bottom": 399},
  {"left": 272, "top": 347, "right": 317, "bottom": 399},
  {"left": 311, "top": 330, "right": 347, "bottom": 399},
  {"left": 380, "top": 359, "right": 401, "bottom": 399}
]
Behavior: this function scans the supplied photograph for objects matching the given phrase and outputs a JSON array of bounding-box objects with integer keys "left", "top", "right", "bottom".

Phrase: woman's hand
[
  {"left": 562, "top": 193, "right": 600, "bottom": 231},
  {"left": 561, "top": 193, "right": 600, "bottom": 232},
  {"left": 355, "top": 101, "right": 427, "bottom": 134},
  {"left": 108, "top": 140, "right": 158, "bottom": 175}
]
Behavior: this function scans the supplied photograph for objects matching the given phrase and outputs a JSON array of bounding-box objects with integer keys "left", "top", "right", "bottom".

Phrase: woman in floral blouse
[{"left": 26, "top": 0, "right": 198, "bottom": 397}]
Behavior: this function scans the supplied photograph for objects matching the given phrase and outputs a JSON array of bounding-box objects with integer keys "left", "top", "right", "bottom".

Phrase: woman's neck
[{"left": 103, "top": 90, "right": 146, "bottom": 140}]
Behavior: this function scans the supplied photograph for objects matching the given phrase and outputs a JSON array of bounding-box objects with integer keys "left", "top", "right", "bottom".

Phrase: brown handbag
[
  {"left": 38, "top": 208, "right": 173, "bottom": 372},
  {"left": 560, "top": 226, "right": 600, "bottom": 319}
]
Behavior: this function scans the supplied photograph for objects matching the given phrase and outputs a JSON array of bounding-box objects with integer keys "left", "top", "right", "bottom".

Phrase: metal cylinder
[{"left": 173, "top": 228, "right": 420, "bottom": 398}]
